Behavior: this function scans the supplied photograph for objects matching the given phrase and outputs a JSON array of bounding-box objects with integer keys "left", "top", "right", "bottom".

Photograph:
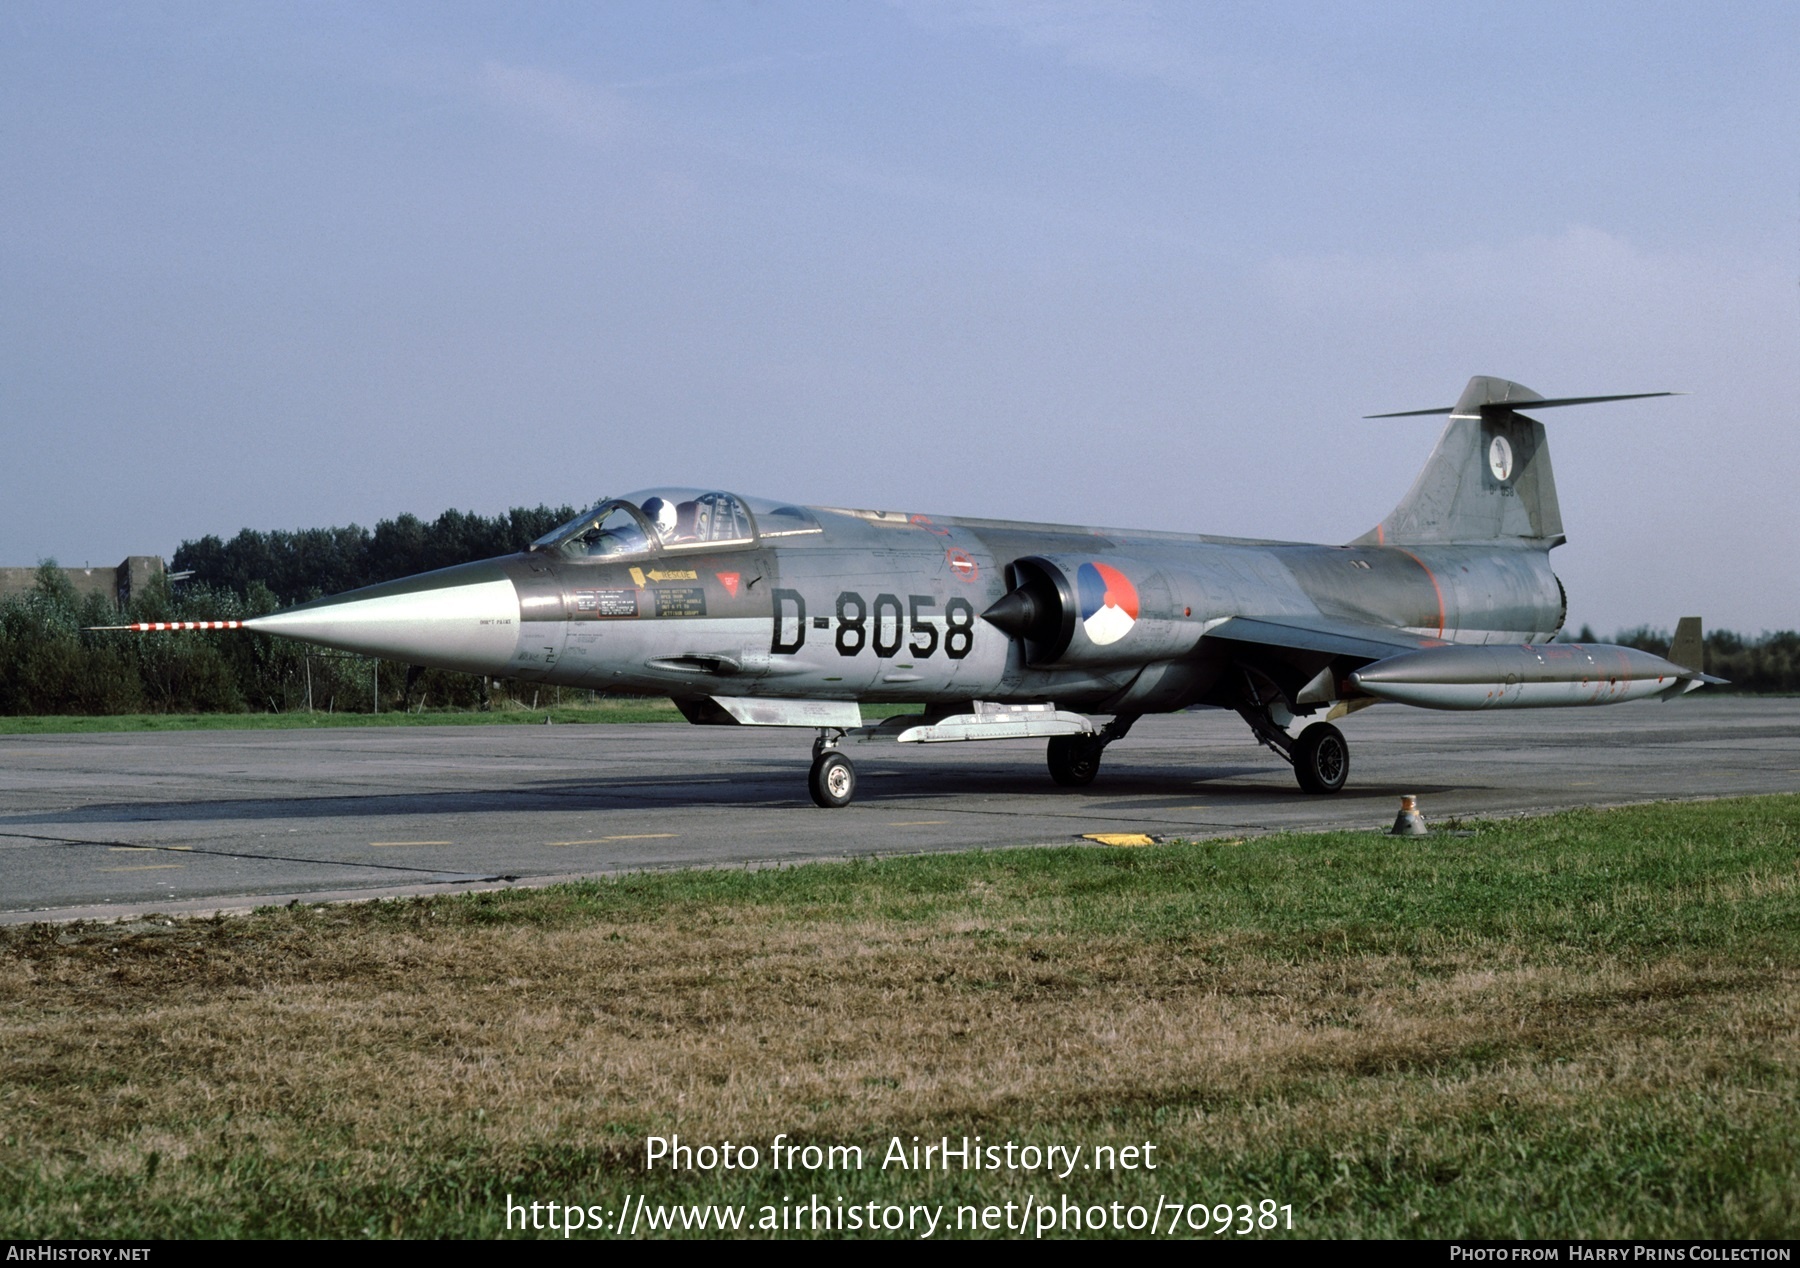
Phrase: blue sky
[{"left": 3, "top": 2, "right": 1796, "bottom": 632}]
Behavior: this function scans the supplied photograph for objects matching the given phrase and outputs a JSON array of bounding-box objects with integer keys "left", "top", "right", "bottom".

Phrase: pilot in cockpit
[{"left": 640, "top": 496, "right": 679, "bottom": 544}]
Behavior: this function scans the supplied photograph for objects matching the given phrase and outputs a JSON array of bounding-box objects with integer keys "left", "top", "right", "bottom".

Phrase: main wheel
[
  {"left": 808, "top": 750, "right": 857, "bottom": 808},
  {"left": 1047, "top": 735, "right": 1103, "bottom": 787},
  {"left": 1292, "top": 722, "right": 1349, "bottom": 794}
]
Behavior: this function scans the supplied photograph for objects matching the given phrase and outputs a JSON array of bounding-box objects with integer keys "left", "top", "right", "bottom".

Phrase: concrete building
[{"left": 0, "top": 557, "right": 165, "bottom": 610}]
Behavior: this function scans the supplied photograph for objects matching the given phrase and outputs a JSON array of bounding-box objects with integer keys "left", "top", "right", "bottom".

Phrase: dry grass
[{"left": 3, "top": 796, "right": 1798, "bottom": 1238}]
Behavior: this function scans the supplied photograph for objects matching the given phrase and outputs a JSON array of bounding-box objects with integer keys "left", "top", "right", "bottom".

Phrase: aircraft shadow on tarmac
[{"left": 0, "top": 759, "right": 1479, "bottom": 827}]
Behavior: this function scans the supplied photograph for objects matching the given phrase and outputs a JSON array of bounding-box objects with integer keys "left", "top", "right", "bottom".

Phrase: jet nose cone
[{"left": 245, "top": 559, "right": 521, "bottom": 673}]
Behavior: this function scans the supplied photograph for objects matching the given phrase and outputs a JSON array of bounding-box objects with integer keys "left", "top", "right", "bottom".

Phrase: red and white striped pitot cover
[{"left": 126, "top": 621, "right": 244, "bottom": 631}]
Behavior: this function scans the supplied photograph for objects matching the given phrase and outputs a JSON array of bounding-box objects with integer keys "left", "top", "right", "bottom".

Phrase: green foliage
[
  {"left": 2, "top": 507, "right": 579, "bottom": 716},
  {"left": 172, "top": 505, "right": 575, "bottom": 606},
  {"left": 0, "top": 568, "right": 247, "bottom": 715},
  {"left": 1611, "top": 625, "right": 1800, "bottom": 693}
]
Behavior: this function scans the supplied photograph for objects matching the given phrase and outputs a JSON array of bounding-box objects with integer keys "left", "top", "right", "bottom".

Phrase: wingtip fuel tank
[{"left": 1348, "top": 642, "right": 1706, "bottom": 710}]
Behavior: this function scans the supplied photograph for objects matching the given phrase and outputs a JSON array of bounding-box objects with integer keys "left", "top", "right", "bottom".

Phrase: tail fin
[
  {"left": 1353, "top": 376, "right": 1675, "bottom": 549},
  {"left": 1661, "top": 615, "right": 1728, "bottom": 697},
  {"left": 1668, "top": 616, "right": 1704, "bottom": 673}
]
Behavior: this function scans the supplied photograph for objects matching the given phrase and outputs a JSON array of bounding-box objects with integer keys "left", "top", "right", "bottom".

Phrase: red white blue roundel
[{"left": 1077, "top": 562, "right": 1139, "bottom": 646}]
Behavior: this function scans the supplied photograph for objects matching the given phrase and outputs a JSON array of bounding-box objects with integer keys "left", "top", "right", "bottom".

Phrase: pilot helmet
[{"left": 640, "top": 496, "right": 678, "bottom": 540}]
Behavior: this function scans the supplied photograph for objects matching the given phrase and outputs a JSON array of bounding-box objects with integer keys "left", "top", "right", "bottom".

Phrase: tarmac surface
[{"left": 3, "top": 697, "right": 1797, "bottom": 924}]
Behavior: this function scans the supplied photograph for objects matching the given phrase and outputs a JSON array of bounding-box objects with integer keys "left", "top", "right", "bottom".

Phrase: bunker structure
[{"left": 0, "top": 557, "right": 165, "bottom": 610}]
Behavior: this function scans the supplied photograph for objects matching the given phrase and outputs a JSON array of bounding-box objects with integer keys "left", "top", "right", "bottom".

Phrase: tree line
[
  {"left": 170, "top": 506, "right": 575, "bottom": 608},
  {"left": 1566, "top": 625, "right": 1800, "bottom": 696},
  {"left": 2, "top": 502, "right": 1796, "bottom": 713},
  {"left": 0, "top": 506, "right": 573, "bottom": 715}
]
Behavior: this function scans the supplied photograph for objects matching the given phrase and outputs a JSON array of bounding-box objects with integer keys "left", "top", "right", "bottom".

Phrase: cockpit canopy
[{"left": 532, "top": 489, "right": 821, "bottom": 560}]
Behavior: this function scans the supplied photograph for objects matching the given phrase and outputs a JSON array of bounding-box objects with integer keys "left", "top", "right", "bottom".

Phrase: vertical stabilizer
[
  {"left": 1356, "top": 377, "right": 1563, "bottom": 547},
  {"left": 1354, "top": 377, "right": 1676, "bottom": 549}
]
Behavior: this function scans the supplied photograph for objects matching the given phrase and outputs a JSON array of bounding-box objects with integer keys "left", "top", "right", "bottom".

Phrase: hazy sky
[{"left": 4, "top": 2, "right": 1796, "bottom": 633}]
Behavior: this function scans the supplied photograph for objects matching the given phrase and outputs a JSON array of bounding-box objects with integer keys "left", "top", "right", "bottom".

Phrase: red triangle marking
[{"left": 716, "top": 572, "right": 741, "bottom": 598}]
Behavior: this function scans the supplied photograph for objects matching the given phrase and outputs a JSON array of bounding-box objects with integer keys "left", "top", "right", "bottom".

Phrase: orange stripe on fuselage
[{"left": 1397, "top": 549, "right": 1445, "bottom": 638}]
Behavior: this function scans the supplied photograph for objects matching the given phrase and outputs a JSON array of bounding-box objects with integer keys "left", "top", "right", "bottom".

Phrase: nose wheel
[
  {"left": 808, "top": 744, "right": 857, "bottom": 808},
  {"left": 1046, "top": 735, "right": 1104, "bottom": 786},
  {"left": 1045, "top": 714, "right": 1136, "bottom": 789}
]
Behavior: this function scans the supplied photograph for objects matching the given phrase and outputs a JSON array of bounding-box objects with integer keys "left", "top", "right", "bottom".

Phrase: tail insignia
[{"left": 1488, "top": 435, "right": 1514, "bottom": 481}]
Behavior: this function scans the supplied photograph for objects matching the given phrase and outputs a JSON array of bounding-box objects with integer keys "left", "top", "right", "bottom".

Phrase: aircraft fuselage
[
  {"left": 210, "top": 378, "right": 1705, "bottom": 802},
  {"left": 250, "top": 501, "right": 1565, "bottom": 717}
]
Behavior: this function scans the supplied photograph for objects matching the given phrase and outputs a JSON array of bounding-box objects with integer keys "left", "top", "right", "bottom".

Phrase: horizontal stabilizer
[{"left": 1368, "top": 376, "right": 1678, "bottom": 419}]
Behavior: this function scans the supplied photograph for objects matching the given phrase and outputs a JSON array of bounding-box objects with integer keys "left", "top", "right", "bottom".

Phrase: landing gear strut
[
  {"left": 1045, "top": 714, "right": 1137, "bottom": 788},
  {"left": 1236, "top": 667, "right": 1350, "bottom": 794},
  {"left": 1237, "top": 705, "right": 1350, "bottom": 795},
  {"left": 809, "top": 731, "right": 856, "bottom": 808}
]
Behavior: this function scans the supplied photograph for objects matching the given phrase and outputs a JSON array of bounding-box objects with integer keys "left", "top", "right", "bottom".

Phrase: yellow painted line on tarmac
[
  {"left": 99, "top": 864, "right": 186, "bottom": 872},
  {"left": 109, "top": 845, "right": 192, "bottom": 852},
  {"left": 549, "top": 834, "right": 677, "bottom": 846},
  {"left": 889, "top": 820, "right": 947, "bottom": 826},
  {"left": 370, "top": 841, "right": 454, "bottom": 847},
  {"left": 1082, "top": 833, "right": 1161, "bottom": 847}
]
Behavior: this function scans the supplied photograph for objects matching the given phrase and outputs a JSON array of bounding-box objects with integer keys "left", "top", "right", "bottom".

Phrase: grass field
[{"left": 3, "top": 796, "right": 1796, "bottom": 1239}]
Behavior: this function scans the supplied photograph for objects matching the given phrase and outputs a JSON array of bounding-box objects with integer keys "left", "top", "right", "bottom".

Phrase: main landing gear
[
  {"left": 1291, "top": 722, "right": 1349, "bottom": 794},
  {"left": 1238, "top": 703, "right": 1349, "bottom": 794}
]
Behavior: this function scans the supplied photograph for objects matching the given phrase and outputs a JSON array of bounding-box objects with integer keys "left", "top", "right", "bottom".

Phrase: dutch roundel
[{"left": 1076, "top": 562, "right": 1139, "bottom": 646}]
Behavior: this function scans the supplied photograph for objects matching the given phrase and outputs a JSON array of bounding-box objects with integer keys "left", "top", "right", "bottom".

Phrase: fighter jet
[{"left": 196, "top": 376, "right": 1714, "bottom": 807}]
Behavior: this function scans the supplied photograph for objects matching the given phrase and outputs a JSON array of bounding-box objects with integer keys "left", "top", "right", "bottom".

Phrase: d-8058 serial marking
[{"left": 769, "top": 589, "right": 975, "bottom": 659}]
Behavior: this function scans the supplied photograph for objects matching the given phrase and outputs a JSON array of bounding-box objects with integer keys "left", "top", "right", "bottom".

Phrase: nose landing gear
[
  {"left": 808, "top": 732, "right": 856, "bottom": 808},
  {"left": 1045, "top": 714, "right": 1137, "bottom": 788},
  {"left": 1046, "top": 735, "right": 1104, "bottom": 786}
]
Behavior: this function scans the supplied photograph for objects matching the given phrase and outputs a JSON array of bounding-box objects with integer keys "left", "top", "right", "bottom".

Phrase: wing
[
  {"left": 1204, "top": 615, "right": 1720, "bottom": 713},
  {"left": 1204, "top": 615, "right": 1445, "bottom": 662},
  {"left": 1197, "top": 614, "right": 1446, "bottom": 712}
]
